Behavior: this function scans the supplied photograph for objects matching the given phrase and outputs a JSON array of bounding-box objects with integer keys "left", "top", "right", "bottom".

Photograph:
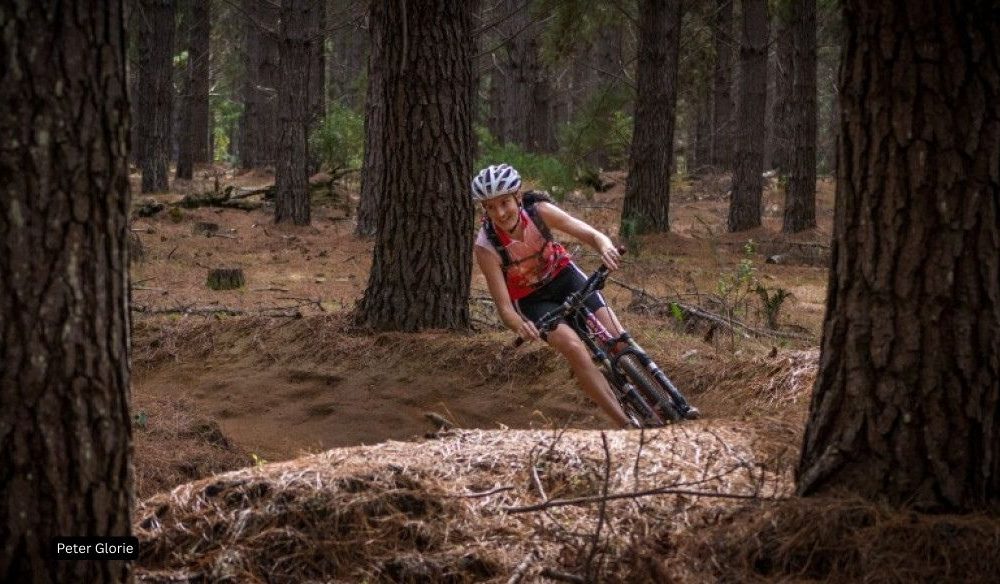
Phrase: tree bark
[
  {"left": 728, "top": 0, "right": 767, "bottom": 233},
  {"left": 782, "top": 0, "right": 817, "bottom": 233},
  {"left": 327, "top": 0, "right": 368, "bottom": 108},
  {"left": 176, "top": 0, "right": 194, "bottom": 180},
  {"left": 710, "top": 0, "right": 734, "bottom": 169},
  {"left": 1, "top": 1, "right": 133, "bottom": 581},
  {"left": 621, "top": 0, "right": 682, "bottom": 235},
  {"left": 490, "top": 0, "right": 555, "bottom": 152},
  {"left": 190, "top": 0, "right": 211, "bottom": 164},
  {"left": 355, "top": 0, "right": 475, "bottom": 331},
  {"left": 356, "top": 0, "right": 385, "bottom": 237},
  {"left": 138, "top": 0, "right": 175, "bottom": 192},
  {"left": 768, "top": 12, "right": 794, "bottom": 173},
  {"left": 797, "top": 0, "right": 1000, "bottom": 511},
  {"left": 275, "top": 0, "right": 320, "bottom": 225},
  {"left": 240, "top": 0, "right": 280, "bottom": 169}
]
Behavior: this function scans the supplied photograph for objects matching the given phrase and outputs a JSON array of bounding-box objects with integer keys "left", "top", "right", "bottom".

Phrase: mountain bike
[{"left": 515, "top": 250, "right": 699, "bottom": 427}]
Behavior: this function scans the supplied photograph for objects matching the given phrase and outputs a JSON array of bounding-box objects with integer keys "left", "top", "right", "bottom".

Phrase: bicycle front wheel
[{"left": 618, "top": 353, "right": 682, "bottom": 422}]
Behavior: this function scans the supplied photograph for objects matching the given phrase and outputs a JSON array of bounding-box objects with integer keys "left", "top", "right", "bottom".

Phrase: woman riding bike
[{"left": 472, "top": 163, "right": 697, "bottom": 428}]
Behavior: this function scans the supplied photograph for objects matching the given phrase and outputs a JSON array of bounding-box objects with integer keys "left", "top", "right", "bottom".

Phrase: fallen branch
[
  {"left": 455, "top": 485, "right": 514, "bottom": 499},
  {"left": 503, "top": 486, "right": 788, "bottom": 514},
  {"left": 608, "top": 277, "right": 815, "bottom": 342},
  {"left": 130, "top": 305, "right": 302, "bottom": 318},
  {"left": 539, "top": 568, "right": 585, "bottom": 583},
  {"left": 506, "top": 549, "right": 539, "bottom": 584}
]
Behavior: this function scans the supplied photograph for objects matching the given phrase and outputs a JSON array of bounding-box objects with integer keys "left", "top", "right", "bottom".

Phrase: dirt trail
[{"left": 130, "top": 167, "right": 832, "bottom": 490}]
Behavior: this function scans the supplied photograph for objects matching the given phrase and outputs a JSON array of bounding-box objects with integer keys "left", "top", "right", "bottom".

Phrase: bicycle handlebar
[{"left": 511, "top": 246, "right": 626, "bottom": 347}]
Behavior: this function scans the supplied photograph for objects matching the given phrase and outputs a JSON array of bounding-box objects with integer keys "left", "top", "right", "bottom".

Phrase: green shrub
[
  {"left": 475, "top": 126, "right": 576, "bottom": 199},
  {"left": 309, "top": 103, "right": 364, "bottom": 179},
  {"left": 557, "top": 84, "right": 633, "bottom": 177},
  {"left": 210, "top": 96, "right": 242, "bottom": 164}
]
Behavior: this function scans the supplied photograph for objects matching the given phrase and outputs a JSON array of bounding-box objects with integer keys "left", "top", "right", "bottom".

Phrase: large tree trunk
[
  {"left": 621, "top": 0, "right": 682, "bottom": 235},
  {"left": 710, "top": 0, "right": 734, "bottom": 169},
  {"left": 355, "top": 0, "right": 385, "bottom": 237},
  {"left": 176, "top": 0, "right": 194, "bottom": 180},
  {"left": 797, "top": 0, "right": 999, "bottom": 511},
  {"left": 355, "top": 0, "right": 475, "bottom": 331},
  {"left": 189, "top": 0, "right": 211, "bottom": 164},
  {"left": 490, "top": 0, "right": 555, "bottom": 152},
  {"left": 240, "top": 0, "right": 280, "bottom": 169},
  {"left": 138, "top": 0, "right": 175, "bottom": 192},
  {"left": 768, "top": 14, "right": 794, "bottom": 173},
  {"left": 728, "top": 0, "right": 767, "bottom": 233},
  {"left": 0, "top": 1, "right": 133, "bottom": 581},
  {"left": 275, "top": 0, "right": 320, "bottom": 225},
  {"left": 782, "top": 0, "right": 817, "bottom": 233},
  {"left": 327, "top": 0, "right": 368, "bottom": 108}
]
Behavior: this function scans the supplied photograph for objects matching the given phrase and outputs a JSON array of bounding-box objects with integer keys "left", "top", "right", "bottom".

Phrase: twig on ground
[
  {"left": 584, "top": 432, "right": 612, "bottom": 581},
  {"left": 167, "top": 246, "right": 178, "bottom": 260},
  {"left": 251, "top": 287, "right": 291, "bottom": 292},
  {"left": 539, "top": 568, "right": 585, "bottom": 583},
  {"left": 130, "top": 305, "right": 302, "bottom": 318},
  {"left": 529, "top": 448, "right": 548, "bottom": 502},
  {"left": 506, "top": 549, "right": 539, "bottom": 584},
  {"left": 504, "top": 486, "right": 788, "bottom": 514},
  {"left": 455, "top": 485, "right": 514, "bottom": 499}
]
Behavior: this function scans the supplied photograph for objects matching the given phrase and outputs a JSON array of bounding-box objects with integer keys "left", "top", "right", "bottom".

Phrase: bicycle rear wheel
[{"left": 617, "top": 353, "right": 682, "bottom": 422}]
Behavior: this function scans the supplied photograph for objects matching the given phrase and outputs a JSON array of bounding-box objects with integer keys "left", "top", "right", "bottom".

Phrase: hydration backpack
[{"left": 482, "top": 190, "right": 555, "bottom": 269}]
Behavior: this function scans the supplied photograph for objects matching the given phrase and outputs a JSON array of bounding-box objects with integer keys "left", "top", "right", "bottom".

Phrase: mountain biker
[{"left": 471, "top": 163, "right": 636, "bottom": 428}]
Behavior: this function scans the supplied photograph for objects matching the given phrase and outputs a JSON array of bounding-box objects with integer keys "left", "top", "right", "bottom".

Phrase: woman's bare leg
[{"left": 545, "top": 323, "right": 632, "bottom": 427}]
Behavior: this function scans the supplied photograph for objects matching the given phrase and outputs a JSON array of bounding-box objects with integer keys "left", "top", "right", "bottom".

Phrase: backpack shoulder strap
[
  {"left": 482, "top": 218, "right": 511, "bottom": 267},
  {"left": 522, "top": 190, "right": 554, "bottom": 241}
]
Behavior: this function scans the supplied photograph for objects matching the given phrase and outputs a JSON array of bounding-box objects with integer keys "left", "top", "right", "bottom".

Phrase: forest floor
[{"left": 127, "top": 169, "right": 998, "bottom": 582}]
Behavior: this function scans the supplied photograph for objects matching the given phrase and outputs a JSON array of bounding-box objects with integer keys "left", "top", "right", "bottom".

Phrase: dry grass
[
  {"left": 135, "top": 425, "right": 793, "bottom": 583},
  {"left": 635, "top": 495, "right": 1000, "bottom": 583},
  {"left": 133, "top": 396, "right": 251, "bottom": 500}
]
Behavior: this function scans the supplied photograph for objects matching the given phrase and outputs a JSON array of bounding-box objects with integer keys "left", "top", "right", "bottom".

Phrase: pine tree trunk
[
  {"left": 327, "top": 0, "right": 367, "bottom": 108},
  {"left": 783, "top": 0, "right": 817, "bottom": 233},
  {"left": 710, "top": 0, "right": 734, "bottom": 169},
  {"left": 275, "top": 0, "right": 319, "bottom": 225},
  {"left": 189, "top": 0, "right": 211, "bottom": 163},
  {"left": 356, "top": 0, "right": 385, "bottom": 237},
  {"left": 240, "top": 0, "right": 279, "bottom": 169},
  {"left": 176, "top": 0, "right": 194, "bottom": 180},
  {"left": 621, "top": 0, "right": 681, "bottom": 235},
  {"left": 769, "top": 17, "right": 794, "bottom": 173},
  {"left": 728, "top": 0, "right": 767, "bottom": 233},
  {"left": 138, "top": 0, "right": 175, "bottom": 192},
  {"left": 1, "top": 1, "right": 133, "bottom": 581},
  {"left": 493, "top": 0, "right": 554, "bottom": 152},
  {"left": 356, "top": 0, "right": 475, "bottom": 331},
  {"left": 797, "top": 0, "right": 1000, "bottom": 511}
]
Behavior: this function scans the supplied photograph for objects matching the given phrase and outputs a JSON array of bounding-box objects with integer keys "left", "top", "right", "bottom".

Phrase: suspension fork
[
  {"left": 572, "top": 310, "right": 660, "bottom": 422},
  {"left": 611, "top": 337, "right": 692, "bottom": 410}
]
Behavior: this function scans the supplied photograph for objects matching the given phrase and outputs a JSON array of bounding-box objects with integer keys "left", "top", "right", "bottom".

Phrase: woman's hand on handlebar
[
  {"left": 517, "top": 318, "right": 542, "bottom": 343},
  {"left": 598, "top": 243, "right": 625, "bottom": 271}
]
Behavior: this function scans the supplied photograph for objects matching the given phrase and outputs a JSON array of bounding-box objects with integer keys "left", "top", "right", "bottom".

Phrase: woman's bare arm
[
  {"left": 474, "top": 245, "right": 541, "bottom": 341},
  {"left": 536, "top": 202, "right": 621, "bottom": 270}
]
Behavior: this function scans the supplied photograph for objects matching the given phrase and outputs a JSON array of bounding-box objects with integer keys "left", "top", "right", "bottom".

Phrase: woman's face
[{"left": 482, "top": 194, "right": 521, "bottom": 232}]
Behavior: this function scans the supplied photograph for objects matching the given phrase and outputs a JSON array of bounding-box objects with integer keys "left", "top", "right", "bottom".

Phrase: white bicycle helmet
[{"left": 471, "top": 164, "right": 521, "bottom": 202}]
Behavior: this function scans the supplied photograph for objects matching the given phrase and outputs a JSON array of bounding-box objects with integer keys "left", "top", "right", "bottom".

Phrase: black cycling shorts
[{"left": 514, "top": 262, "right": 607, "bottom": 324}]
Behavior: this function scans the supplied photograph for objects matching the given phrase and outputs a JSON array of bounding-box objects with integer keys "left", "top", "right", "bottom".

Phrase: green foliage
[
  {"left": 669, "top": 302, "right": 685, "bottom": 323},
  {"left": 755, "top": 284, "right": 793, "bottom": 329},
  {"left": 211, "top": 95, "right": 242, "bottom": 164},
  {"left": 557, "top": 85, "right": 633, "bottom": 175},
  {"left": 475, "top": 126, "right": 576, "bottom": 198},
  {"left": 534, "top": 1, "right": 626, "bottom": 64},
  {"left": 619, "top": 214, "right": 647, "bottom": 256},
  {"left": 309, "top": 103, "right": 365, "bottom": 179},
  {"left": 168, "top": 207, "right": 184, "bottom": 223},
  {"left": 134, "top": 410, "right": 148, "bottom": 430}
]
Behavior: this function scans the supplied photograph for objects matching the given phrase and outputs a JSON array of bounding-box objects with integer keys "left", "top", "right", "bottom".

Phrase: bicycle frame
[{"left": 524, "top": 262, "right": 694, "bottom": 423}]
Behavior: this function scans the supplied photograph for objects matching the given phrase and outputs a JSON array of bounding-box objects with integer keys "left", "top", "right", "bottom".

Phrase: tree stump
[
  {"left": 206, "top": 268, "right": 245, "bottom": 290},
  {"left": 192, "top": 221, "right": 219, "bottom": 236}
]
